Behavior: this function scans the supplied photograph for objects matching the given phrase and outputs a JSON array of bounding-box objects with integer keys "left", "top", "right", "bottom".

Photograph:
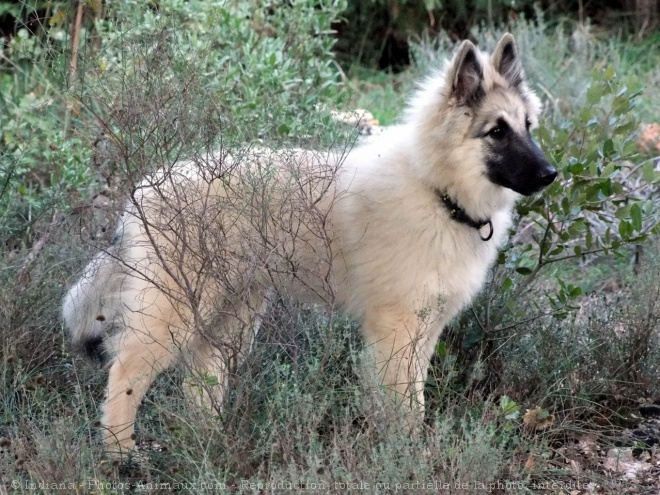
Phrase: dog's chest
[
  {"left": 361, "top": 191, "right": 506, "bottom": 316},
  {"left": 418, "top": 212, "right": 498, "bottom": 299}
]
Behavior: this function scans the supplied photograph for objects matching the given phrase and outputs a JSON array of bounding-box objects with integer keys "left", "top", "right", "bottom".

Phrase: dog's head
[{"left": 447, "top": 34, "right": 557, "bottom": 196}]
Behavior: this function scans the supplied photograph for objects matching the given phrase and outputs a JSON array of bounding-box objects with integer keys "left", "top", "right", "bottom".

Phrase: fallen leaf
[{"left": 523, "top": 406, "right": 554, "bottom": 430}]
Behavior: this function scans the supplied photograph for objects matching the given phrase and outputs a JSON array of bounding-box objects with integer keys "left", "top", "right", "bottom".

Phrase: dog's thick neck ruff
[{"left": 434, "top": 188, "right": 494, "bottom": 241}]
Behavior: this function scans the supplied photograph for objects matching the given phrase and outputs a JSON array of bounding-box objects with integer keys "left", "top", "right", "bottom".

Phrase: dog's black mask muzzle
[{"left": 487, "top": 132, "right": 557, "bottom": 196}]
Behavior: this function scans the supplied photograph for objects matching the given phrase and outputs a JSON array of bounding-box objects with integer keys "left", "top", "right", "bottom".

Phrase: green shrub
[{"left": 77, "top": 0, "right": 348, "bottom": 173}]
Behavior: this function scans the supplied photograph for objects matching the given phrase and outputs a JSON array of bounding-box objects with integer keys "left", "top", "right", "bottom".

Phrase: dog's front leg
[{"left": 361, "top": 308, "right": 435, "bottom": 418}]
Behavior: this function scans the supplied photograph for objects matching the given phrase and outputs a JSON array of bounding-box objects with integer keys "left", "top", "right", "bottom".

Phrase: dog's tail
[{"left": 62, "top": 248, "right": 121, "bottom": 361}]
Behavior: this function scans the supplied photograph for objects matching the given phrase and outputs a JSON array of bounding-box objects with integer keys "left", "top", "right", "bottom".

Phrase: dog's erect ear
[
  {"left": 450, "top": 40, "right": 484, "bottom": 106},
  {"left": 491, "top": 33, "right": 524, "bottom": 88}
]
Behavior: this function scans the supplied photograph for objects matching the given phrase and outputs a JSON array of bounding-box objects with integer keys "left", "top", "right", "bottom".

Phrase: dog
[{"left": 62, "top": 33, "right": 556, "bottom": 455}]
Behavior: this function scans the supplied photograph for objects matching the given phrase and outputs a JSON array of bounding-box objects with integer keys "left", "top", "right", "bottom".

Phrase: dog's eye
[
  {"left": 525, "top": 118, "right": 532, "bottom": 130},
  {"left": 488, "top": 126, "right": 505, "bottom": 139},
  {"left": 486, "top": 118, "right": 510, "bottom": 140}
]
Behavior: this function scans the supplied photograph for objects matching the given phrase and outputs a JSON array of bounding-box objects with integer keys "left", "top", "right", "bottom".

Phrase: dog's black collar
[{"left": 434, "top": 189, "right": 493, "bottom": 242}]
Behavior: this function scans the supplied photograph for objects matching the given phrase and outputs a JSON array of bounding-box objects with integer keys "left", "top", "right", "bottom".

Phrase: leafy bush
[
  {"left": 2, "top": 0, "right": 349, "bottom": 248},
  {"left": 481, "top": 66, "right": 657, "bottom": 329},
  {"left": 79, "top": 0, "right": 347, "bottom": 165},
  {"left": 0, "top": 14, "right": 92, "bottom": 247}
]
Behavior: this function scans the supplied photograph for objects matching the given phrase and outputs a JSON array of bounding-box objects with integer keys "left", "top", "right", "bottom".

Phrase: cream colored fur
[{"left": 62, "top": 34, "right": 545, "bottom": 455}]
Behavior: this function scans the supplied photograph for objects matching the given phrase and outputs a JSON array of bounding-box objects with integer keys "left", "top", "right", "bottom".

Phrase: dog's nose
[{"left": 539, "top": 167, "right": 557, "bottom": 186}]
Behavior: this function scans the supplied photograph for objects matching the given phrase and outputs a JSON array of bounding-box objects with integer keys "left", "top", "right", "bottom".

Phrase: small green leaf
[
  {"left": 618, "top": 220, "right": 632, "bottom": 239},
  {"left": 630, "top": 203, "right": 643, "bottom": 232},
  {"left": 568, "top": 161, "right": 585, "bottom": 175},
  {"left": 548, "top": 246, "right": 565, "bottom": 257},
  {"left": 611, "top": 182, "right": 624, "bottom": 194},
  {"left": 642, "top": 161, "right": 655, "bottom": 183},
  {"left": 599, "top": 179, "right": 612, "bottom": 196},
  {"left": 569, "top": 286, "right": 583, "bottom": 297},
  {"left": 612, "top": 95, "right": 631, "bottom": 115},
  {"left": 586, "top": 85, "right": 602, "bottom": 105},
  {"left": 515, "top": 266, "right": 533, "bottom": 275},
  {"left": 603, "top": 66, "right": 616, "bottom": 81},
  {"left": 615, "top": 205, "right": 630, "bottom": 220},
  {"left": 568, "top": 219, "right": 586, "bottom": 236},
  {"left": 501, "top": 395, "right": 520, "bottom": 420},
  {"left": 557, "top": 289, "right": 567, "bottom": 304}
]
